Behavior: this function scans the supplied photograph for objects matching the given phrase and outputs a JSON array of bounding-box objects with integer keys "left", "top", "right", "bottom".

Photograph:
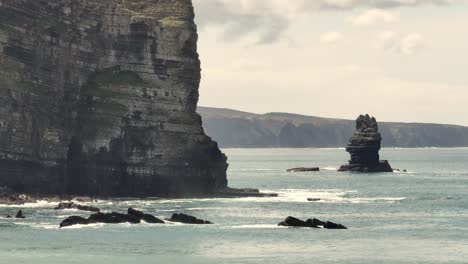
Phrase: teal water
[{"left": 1, "top": 148, "right": 467, "bottom": 264}]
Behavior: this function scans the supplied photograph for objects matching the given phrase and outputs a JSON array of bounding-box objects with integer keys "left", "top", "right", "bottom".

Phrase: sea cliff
[{"left": 0, "top": 0, "right": 228, "bottom": 197}]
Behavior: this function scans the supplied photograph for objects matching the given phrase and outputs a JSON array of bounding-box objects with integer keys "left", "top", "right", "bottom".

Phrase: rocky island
[
  {"left": 0, "top": 0, "right": 265, "bottom": 198},
  {"left": 338, "top": 114, "right": 393, "bottom": 172}
]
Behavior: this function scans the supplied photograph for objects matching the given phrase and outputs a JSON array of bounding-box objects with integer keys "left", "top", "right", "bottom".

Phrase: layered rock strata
[
  {"left": 0, "top": 0, "right": 228, "bottom": 197},
  {"left": 338, "top": 114, "right": 393, "bottom": 172}
]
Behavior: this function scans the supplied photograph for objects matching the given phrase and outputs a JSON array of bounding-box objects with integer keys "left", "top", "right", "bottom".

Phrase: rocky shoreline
[
  {"left": 0, "top": 187, "right": 277, "bottom": 206},
  {"left": 1, "top": 192, "right": 346, "bottom": 230}
]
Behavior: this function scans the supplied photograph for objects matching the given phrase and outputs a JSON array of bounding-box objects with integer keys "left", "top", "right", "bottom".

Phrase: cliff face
[{"left": 0, "top": 0, "right": 228, "bottom": 197}]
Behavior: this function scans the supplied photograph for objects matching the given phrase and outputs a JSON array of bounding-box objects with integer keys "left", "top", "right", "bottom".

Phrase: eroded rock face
[
  {"left": 0, "top": 0, "right": 227, "bottom": 197},
  {"left": 338, "top": 114, "right": 393, "bottom": 172}
]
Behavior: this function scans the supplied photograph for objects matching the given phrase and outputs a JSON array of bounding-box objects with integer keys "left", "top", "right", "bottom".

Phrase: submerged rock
[
  {"left": 278, "top": 216, "right": 318, "bottom": 228},
  {"left": 278, "top": 216, "right": 347, "bottom": 229},
  {"left": 55, "top": 202, "right": 100, "bottom": 212},
  {"left": 338, "top": 114, "right": 393, "bottom": 173},
  {"left": 168, "top": 213, "right": 213, "bottom": 224},
  {"left": 287, "top": 167, "right": 320, "bottom": 172},
  {"left": 59, "top": 208, "right": 164, "bottom": 228},
  {"left": 307, "top": 198, "right": 321, "bottom": 202}
]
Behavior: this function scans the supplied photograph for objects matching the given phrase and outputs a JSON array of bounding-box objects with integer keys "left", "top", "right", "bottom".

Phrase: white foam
[
  {"left": 232, "top": 189, "right": 350, "bottom": 203},
  {"left": 32, "top": 223, "right": 59, "bottom": 230},
  {"left": 221, "top": 189, "right": 407, "bottom": 204},
  {"left": 340, "top": 197, "right": 407, "bottom": 204},
  {"left": 61, "top": 223, "right": 106, "bottom": 229},
  {"left": 0, "top": 200, "right": 55, "bottom": 208},
  {"left": 322, "top": 167, "right": 338, "bottom": 171}
]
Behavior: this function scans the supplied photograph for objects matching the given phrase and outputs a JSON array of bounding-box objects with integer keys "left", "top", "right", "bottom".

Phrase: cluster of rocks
[
  {"left": 338, "top": 114, "right": 393, "bottom": 173},
  {"left": 1, "top": 200, "right": 349, "bottom": 230},
  {"left": 54, "top": 202, "right": 100, "bottom": 212},
  {"left": 60, "top": 208, "right": 165, "bottom": 228},
  {"left": 278, "top": 216, "right": 347, "bottom": 229},
  {"left": 59, "top": 205, "right": 213, "bottom": 228},
  {"left": 5, "top": 210, "right": 26, "bottom": 219},
  {"left": 56, "top": 202, "right": 347, "bottom": 230}
]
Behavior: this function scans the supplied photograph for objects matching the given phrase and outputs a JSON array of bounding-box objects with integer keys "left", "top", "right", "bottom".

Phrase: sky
[{"left": 192, "top": 0, "right": 468, "bottom": 126}]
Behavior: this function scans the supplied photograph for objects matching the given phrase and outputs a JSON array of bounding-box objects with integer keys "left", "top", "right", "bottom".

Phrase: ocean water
[{"left": 1, "top": 148, "right": 467, "bottom": 264}]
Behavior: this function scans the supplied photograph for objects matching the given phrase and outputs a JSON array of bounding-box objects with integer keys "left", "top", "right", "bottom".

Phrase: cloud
[
  {"left": 378, "top": 31, "right": 425, "bottom": 54},
  {"left": 193, "top": 0, "right": 290, "bottom": 44},
  {"left": 193, "top": 0, "right": 462, "bottom": 44},
  {"left": 320, "top": 32, "right": 344, "bottom": 44},
  {"left": 348, "top": 9, "right": 400, "bottom": 26},
  {"left": 304, "top": 0, "right": 461, "bottom": 10},
  {"left": 399, "top": 34, "right": 425, "bottom": 54}
]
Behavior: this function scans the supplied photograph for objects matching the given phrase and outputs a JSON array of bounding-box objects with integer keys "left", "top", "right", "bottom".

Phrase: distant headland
[{"left": 198, "top": 106, "right": 468, "bottom": 148}]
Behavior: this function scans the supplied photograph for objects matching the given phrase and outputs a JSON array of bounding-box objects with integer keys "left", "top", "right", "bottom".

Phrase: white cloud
[
  {"left": 378, "top": 31, "right": 425, "bottom": 54},
  {"left": 193, "top": 0, "right": 463, "bottom": 44},
  {"left": 306, "top": 0, "right": 462, "bottom": 10},
  {"left": 348, "top": 9, "right": 400, "bottom": 26},
  {"left": 320, "top": 32, "right": 344, "bottom": 44},
  {"left": 400, "top": 34, "right": 425, "bottom": 54}
]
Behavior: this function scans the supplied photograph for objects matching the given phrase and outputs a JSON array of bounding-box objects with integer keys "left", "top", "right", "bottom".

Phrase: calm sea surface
[{"left": 1, "top": 148, "right": 467, "bottom": 264}]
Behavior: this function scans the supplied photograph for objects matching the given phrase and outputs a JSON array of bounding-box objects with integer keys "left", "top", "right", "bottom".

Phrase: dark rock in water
[
  {"left": 60, "top": 216, "right": 90, "bottom": 228},
  {"left": 338, "top": 114, "right": 393, "bottom": 173},
  {"left": 287, "top": 167, "right": 320, "bottom": 172},
  {"left": 278, "top": 216, "right": 347, "bottom": 229},
  {"left": 307, "top": 198, "right": 321, "bottom": 202},
  {"left": 128, "top": 208, "right": 164, "bottom": 224},
  {"left": 324, "top": 221, "right": 348, "bottom": 229},
  {"left": 168, "top": 213, "right": 213, "bottom": 224},
  {"left": 6, "top": 215, "right": 11, "bottom": 218},
  {"left": 307, "top": 218, "right": 326, "bottom": 226},
  {"left": 88, "top": 212, "right": 141, "bottom": 224},
  {"left": 217, "top": 188, "right": 278, "bottom": 198},
  {"left": 55, "top": 202, "right": 100, "bottom": 212},
  {"left": 15, "top": 210, "right": 25, "bottom": 219},
  {"left": 278, "top": 216, "right": 318, "bottom": 228},
  {"left": 59, "top": 208, "right": 164, "bottom": 228}
]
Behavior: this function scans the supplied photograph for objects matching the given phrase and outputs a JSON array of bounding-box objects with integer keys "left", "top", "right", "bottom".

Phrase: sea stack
[
  {"left": 338, "top": 114, "right": 393, "bottom": 173},
  {"left": 0, "top": 0, "right": 228, "bottom": 197}
]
